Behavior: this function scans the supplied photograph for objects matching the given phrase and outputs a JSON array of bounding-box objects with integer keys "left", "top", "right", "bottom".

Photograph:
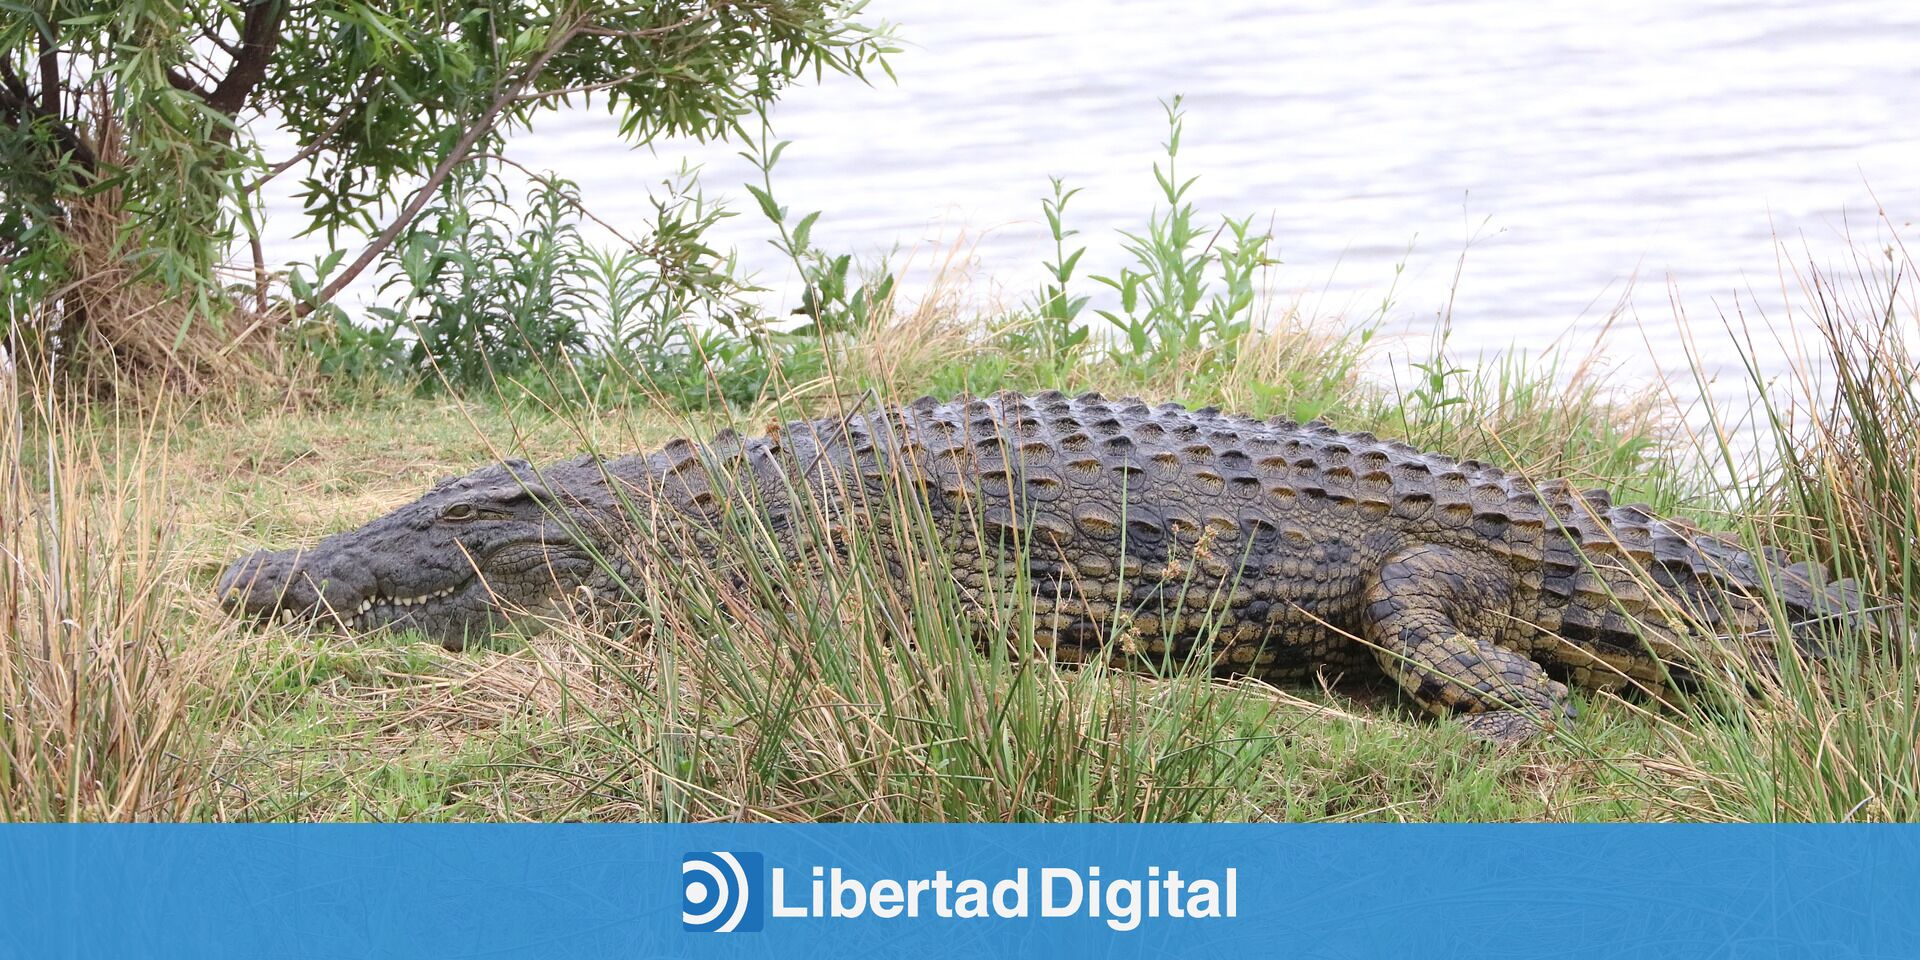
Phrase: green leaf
[
  {"left": 792, "top": 211, "right": 820, "bottom": 251},
  {"left": 744, "top": 184, "right": 783, "bottom": 224},
  {"left": 1059, "top": 248, "right": 1085, "bottom": 280},
  {"left": 317, "top": 248, "right": 347, "bottom": 278}
]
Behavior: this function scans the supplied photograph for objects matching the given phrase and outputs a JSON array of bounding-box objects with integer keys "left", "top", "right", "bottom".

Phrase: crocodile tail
[
  {"left": 1645, "top": 518, "right": 1879, "bottom": 657},
  {"left": 1716, "top": 547, "right": 1878, "bottom": 657},
  {"left": 1774, "top": 560, "right": 1876, "bottom": 656}
]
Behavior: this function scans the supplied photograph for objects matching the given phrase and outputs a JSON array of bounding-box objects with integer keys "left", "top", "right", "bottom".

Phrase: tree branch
[
  {"left": 244, "top": 74, "right": 379, "bottom": 193},
  {"left": 37, "top": 33, "right": 57, "bottom": 115},
  {"left": 197, "top": 14, "right": 245, "bottom": 59},
  {"left": 511, "top": 5, "right": 732, "bottom": 104},
  {"left": 203, "top": 0, "right": 287, "bottom": 140},
  {"left": 576, "top": 3, "right": 733, "bottom": 38},
  {"left": 471, "top": 151, "right": 651, "bottom": 254},
  {"left": 166, "top": 67, "right": 210, "bottom": 98},
  {"left": 295, "top": 15, "right": 589, "bottom": 316},
  {"left": 0, "top": 56, "right": 95, "bottom": 173}
]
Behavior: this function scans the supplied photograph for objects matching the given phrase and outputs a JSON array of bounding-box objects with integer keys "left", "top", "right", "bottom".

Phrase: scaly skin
[{"left": 219, "top": 391, "right": 1865, "bottom": 743}]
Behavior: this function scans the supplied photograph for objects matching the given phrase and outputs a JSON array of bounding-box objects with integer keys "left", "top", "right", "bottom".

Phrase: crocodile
[{"left": 218, "top": 390, "right": 1868, "bottom": 743}]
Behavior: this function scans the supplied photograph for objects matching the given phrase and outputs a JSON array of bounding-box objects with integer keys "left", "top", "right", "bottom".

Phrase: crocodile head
[{"left": 218, "top": 458, "right": 613, "bottom": 649}]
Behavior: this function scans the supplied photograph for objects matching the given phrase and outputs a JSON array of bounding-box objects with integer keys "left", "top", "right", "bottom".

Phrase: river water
[{"left": 259, "top": 0, "right": 1920, "bottom": 384}]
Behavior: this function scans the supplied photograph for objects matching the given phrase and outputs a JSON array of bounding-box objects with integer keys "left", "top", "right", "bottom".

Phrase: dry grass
[
  {"left": 835, "top": 240, "right": 1001, "bottom": 399},
  {"left": 0, "top": 371, "right": 232, "bottom": 819}
]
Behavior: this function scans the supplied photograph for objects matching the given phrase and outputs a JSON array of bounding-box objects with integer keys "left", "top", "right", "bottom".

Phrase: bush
[{"left": 1, "top": 1, "right": 894, "bottom": 390}]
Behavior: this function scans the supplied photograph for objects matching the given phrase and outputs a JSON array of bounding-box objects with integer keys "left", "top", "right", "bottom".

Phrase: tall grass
[
  {"left": 503, "top": 405, "right": 1321, "bottom": 822},
  {"left": 0, "top": 363, "right": 225, "bottom": 819},
  {"left": 1657, "top": 230, "right": 1920, "bottom": 821},
  {"left": 451, "top": 214, "right": 1915, "bottom": 823},
  {"left": 380, "top": 240, "right": 1688, "bottom": 823}
]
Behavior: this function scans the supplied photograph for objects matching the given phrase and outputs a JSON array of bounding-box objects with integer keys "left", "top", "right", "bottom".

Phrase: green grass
[
  {"left": 0, "top": 331, "right": 1755, "bottom": 822},
  {"left": 4, "top": 104, "right": 1915, "bottom": 821},
  {"left": 8, "top": 238, "right": 1916, "bottom": 822}
]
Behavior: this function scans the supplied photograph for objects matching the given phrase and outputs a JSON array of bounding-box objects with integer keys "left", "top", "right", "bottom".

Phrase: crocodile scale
[{"left": 220, "top": 390, "right": 1866, "bottom": 742}]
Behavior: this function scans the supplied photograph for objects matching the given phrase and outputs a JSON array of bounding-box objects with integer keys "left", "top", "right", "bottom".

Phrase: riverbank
[{"left": 5, "top": 273, "right": 1913, "bottom": 822}]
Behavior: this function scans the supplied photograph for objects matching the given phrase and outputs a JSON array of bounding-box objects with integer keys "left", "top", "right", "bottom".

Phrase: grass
[
  {"left": 7, "top": 239, "right": 1916, "bottom": 823},
  {"left": 3, "top": 107, "right": 1913, "bottom": 821},
  {"left": 0, "top": 378, "right": 229, "bottom": 819},
  {"left": 1657, "top": 236, "right": 1920, "bottom": 821},
  {"left": 173, "top": 395, "right": 1664, "bottom": 822},
  {"left": 0, "top": 312, "right": 1783, "bottom": 822}
]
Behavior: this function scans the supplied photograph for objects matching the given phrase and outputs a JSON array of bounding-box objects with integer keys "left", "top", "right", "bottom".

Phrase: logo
[
  {"left": 677, "top": 854, "right": 1239, "bottom": 934},
  {"left": 681, "top": 851, "right": 764, "bottom": 933}
]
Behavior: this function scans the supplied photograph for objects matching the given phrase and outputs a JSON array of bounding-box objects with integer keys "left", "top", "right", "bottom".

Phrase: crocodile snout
[{"left": 217, "top": 548, "right": 338, "bottom": 622}]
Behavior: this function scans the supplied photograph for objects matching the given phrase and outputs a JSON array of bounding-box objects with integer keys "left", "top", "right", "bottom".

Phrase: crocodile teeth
[{"left": 350, "top": 583, "right": 463, "bottom": 615}]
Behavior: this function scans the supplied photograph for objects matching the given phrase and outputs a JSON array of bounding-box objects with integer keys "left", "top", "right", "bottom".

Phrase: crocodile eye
[{"left": 440, "top": 502, "right": 478, "bottom": 522}]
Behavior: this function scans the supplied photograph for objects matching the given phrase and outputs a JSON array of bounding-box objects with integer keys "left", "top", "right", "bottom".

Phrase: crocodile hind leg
[{"left": 1363, "top": 545, "right": 1573, "bottom": 744}]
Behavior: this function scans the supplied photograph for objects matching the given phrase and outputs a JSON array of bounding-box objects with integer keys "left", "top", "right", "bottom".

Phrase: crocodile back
[{"left": 636, "top": 390, "right": 1864, "bottom": 672}]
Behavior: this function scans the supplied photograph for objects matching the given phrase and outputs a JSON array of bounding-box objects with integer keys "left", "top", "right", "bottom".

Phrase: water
[{"left": 258, "top": 0, "right": 1920, "bottom": 383}]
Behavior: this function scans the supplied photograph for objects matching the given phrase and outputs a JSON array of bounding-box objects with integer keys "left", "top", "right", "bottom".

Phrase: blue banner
[{"left": 1, "top": 825, "right": 1915, "bottom": 958}]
